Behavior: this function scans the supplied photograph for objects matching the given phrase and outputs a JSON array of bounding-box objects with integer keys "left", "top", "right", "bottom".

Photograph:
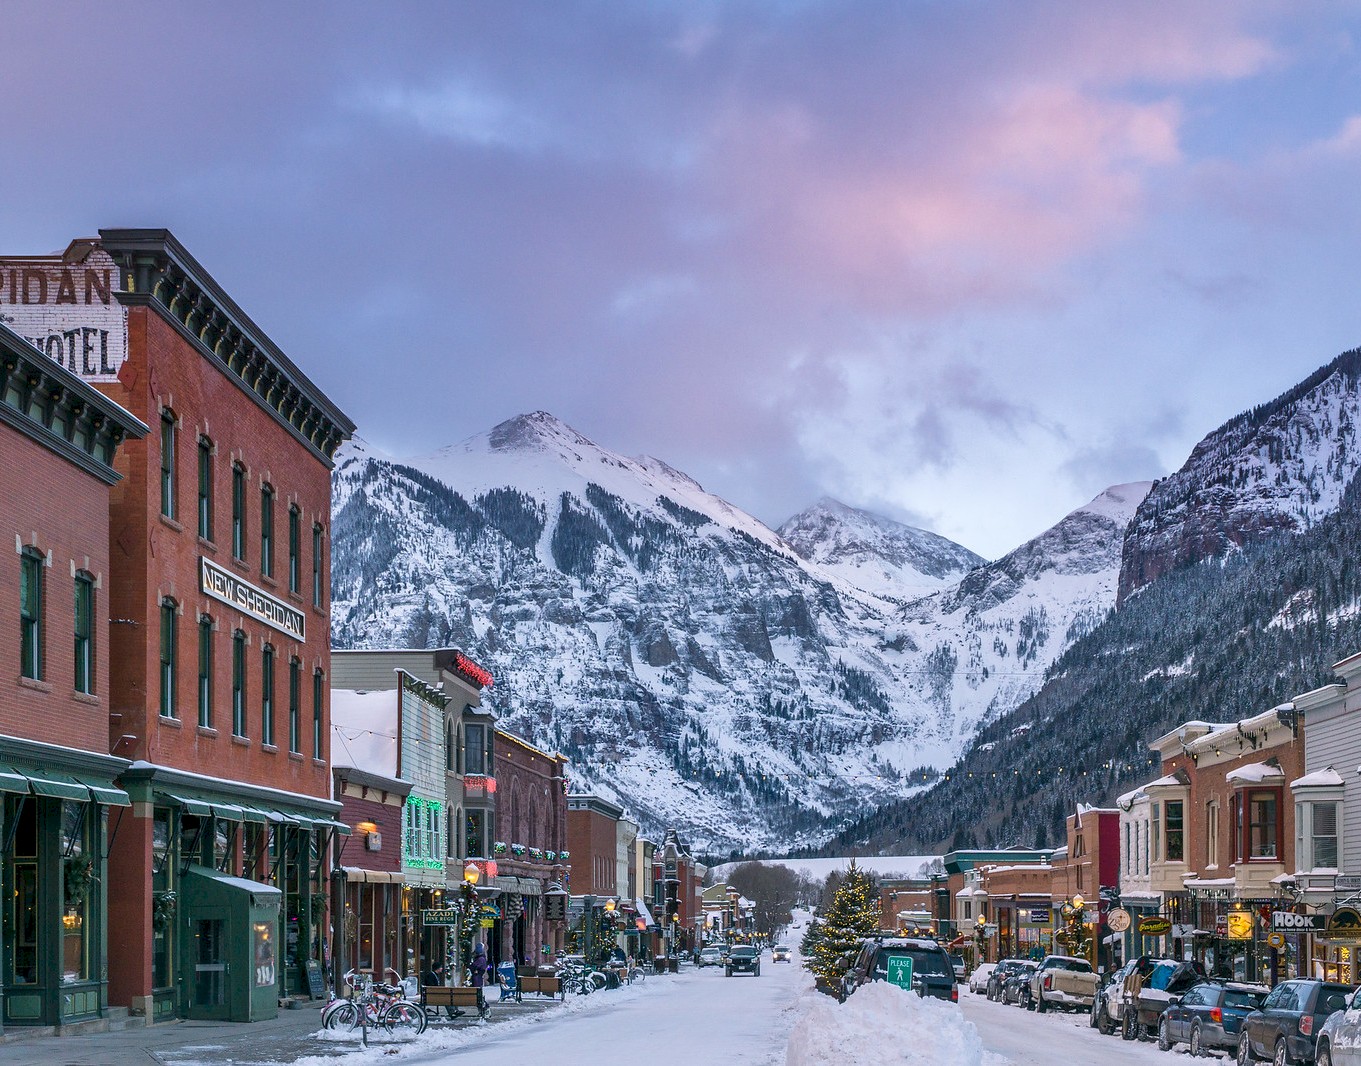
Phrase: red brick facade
[{"left": 567, "top": 798, "right": 620, "bottom": 896}]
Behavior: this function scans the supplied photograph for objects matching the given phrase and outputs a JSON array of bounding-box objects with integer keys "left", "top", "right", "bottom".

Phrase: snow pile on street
[{"left": 786, "top": 983, "right": 1004, "bottom": 1066}]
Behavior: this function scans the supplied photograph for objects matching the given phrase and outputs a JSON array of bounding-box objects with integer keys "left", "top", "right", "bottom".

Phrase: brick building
[
  {"left": 331, "top": 765, "right": 411, "bottom": 978},
  {"left": 567, "top": 794, "right": 622, "bottom": 897},
  {"left": 491, "top": 729, "right": 568, "bottom": 965},
  {"left": 1048, "top": 806, "right": 1120, "bottom": 969},
  {"left": 0, "top": 323, "right": 144, "bottom": 1030},
  {"left": 1141, "top": 707, "right": 1304, "bottom": 981},
  {"left": 1, "top": 230, "right": 355, "bottom": 1023}
]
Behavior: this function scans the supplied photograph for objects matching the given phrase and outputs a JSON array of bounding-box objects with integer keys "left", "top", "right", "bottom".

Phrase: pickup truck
[
  {"left": 1029, "top": 955, "right": 1099, "bottom": 1013},
  {"left": 1090, "top": 958, "right": 1178, "bottom": 1035}
]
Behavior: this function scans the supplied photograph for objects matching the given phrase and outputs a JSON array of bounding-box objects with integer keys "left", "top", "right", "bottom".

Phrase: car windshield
[
  {"left": 774, "top": 945, "right": 788, "bottom": 952},
  {"left": 1052, "top": 959, "right": 1092, "bottom": 973},
  {"left": 731, "top": 948, "right": 757, "bottom": 958},
  {"left": 702, "top": 948, "right": 720, "bottom": 956}
]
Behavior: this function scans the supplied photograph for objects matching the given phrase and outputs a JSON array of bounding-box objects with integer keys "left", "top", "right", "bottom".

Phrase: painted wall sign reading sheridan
[
  {"left": 0, "top": 247, "right": 128, "bottom": 382},
  {"left": 200, "top": 558, "right": 306, "bottom": 642}
]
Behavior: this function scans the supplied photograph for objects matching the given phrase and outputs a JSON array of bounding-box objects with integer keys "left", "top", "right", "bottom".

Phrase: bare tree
[{"left": 725, "top": 861, "right": 803, "bottom": 937}]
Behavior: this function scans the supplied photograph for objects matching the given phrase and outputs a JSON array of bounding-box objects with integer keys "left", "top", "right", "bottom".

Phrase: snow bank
[{"left": 786, "top": 982, "right": 1002, "bottom": 1066}]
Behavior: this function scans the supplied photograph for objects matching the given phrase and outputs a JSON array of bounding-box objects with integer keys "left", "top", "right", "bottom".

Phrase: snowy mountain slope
[
  {"left": 331, "top": 413, "right": 1141, "bottom": 851},
  {"left": 895, "top": 482, "right": 1152, "bottom": 746},
  {"left": 778, "top": 498, "right": 983, "bottom": 601},
  {"left": 1119, "top": 348, "right": 1361, "bottom": 603}
]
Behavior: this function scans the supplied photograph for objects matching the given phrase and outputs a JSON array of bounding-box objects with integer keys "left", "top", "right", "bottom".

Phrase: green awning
[
  {"left": 27, "top": 772, "right": 92, "bottom": 802},
  {"left": 238, "top": 805, "right": 269, "bottom": 824},
  {"left": 0, "top": 766, "right": 31, "bottom": 794},
  {"left": 156, "top": 792, "right": 213, "bottom": 817},
  {"left": 210, "top": 802, "right": 246, "bottom": 821},
  {"left": 320, "top": 819, "right": 352, "bottom": 836},
  {"left": 79, "top": 779, "right": 131, "bottom": 807}
]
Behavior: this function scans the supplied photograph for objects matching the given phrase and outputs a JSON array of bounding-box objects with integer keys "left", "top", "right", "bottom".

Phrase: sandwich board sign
[{"left": 885, "top": 954, "right": 914, "bottom": 989}]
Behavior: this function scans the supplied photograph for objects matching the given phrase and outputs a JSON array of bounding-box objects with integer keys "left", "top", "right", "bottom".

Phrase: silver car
[{"left": 1315, "top": 986, "right": 1361, "bottom": 1066}]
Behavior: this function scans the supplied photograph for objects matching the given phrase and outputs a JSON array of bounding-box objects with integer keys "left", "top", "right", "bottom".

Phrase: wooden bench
[
  {"left": 516, "top": 974, "right": 564, "bottom": 1000},
  {"left": 421, "top": 985, "right": 490, "bottom": 1021}
]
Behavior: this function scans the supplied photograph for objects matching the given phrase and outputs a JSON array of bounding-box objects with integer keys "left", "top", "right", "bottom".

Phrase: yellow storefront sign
[{"left": 1226, "top": 911, "right": 1255, "bottom": 940}]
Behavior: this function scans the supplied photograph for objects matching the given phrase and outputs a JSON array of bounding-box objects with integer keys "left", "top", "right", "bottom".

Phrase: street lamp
[{"left": 464, "top": 862, "right": 481, "bottom": 886}]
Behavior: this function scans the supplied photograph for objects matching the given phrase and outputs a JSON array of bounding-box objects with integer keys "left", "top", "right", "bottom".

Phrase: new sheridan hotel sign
[{"left": 200, "top": 558, "right": 306, "bottom": 642}]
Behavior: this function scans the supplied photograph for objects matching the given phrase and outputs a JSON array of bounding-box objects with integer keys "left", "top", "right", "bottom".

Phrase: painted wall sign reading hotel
[
  {"left": 200, "top": 557, "right": 306, "bottom": 642},
  {"left": 0, "top": 247, "right": 128, "bottom": 382}
]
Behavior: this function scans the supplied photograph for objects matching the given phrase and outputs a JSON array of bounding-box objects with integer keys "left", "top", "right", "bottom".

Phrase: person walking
[{"left": 469, "top": 942, "right": 491, "bottom": 988}]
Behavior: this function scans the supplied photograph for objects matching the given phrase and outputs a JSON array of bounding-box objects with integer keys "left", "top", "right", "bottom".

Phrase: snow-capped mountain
[
  {"left": 1119, "top": 348, "right": 1361, "bottom": 603},
  {"left": 778, "top": 498, "right": 983, "bottom": 601},
  {"left": 330, "top": 412, "right": 1139, "bottom": 851}
]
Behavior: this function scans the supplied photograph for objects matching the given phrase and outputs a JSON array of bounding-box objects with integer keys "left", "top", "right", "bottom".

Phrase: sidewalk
[{"left": 0, "top": 991, "right": 561, "bottom": 1066}]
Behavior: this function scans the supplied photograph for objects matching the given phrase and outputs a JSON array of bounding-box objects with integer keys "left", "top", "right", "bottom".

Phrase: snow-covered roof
[
  {"left": 1182, "top": 877, "right": 1234, "bottom": 888},
  {"left": 1116, "top": 787, "right": 1147, "bottom": 809},
  {"left": 1291, "top": 767, "right": 1344, "bottom": 789},
  {"left": 1226, "top": 762, "right": 1285, "bottom": 784},
  {"left": 1144, "top": 774, "right": 1184, "bottom": 789}
]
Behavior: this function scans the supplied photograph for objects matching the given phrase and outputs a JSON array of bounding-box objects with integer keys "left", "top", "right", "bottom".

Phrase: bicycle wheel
[
  {"left": 324, "top": 1000, "right": 359, "bottom": 1030},
  {"left": 383, "top": 1000, "right": 428, "bottom": 1036},
  {"left": 587, "top": 970, "right": 608, "bottom": 991},
  {"left": 629, "top": 968, "right": 645, "bottom": 984}
]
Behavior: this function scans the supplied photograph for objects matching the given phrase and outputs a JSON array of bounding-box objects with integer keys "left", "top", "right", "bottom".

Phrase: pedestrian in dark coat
[{"left": 469, "top": 943, "right": 490, "bottom": 988}]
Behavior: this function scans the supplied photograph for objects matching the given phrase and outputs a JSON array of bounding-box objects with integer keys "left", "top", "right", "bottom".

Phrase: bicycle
[{"left": 321, "top": 969, "right": 428, "bottom": 1036}]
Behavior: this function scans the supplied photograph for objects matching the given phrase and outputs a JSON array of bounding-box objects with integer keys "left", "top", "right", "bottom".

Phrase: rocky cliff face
[
  {"left": 331, "top": 412, "right": 1142, "bottom": 851},
  {"left": 1118, "top": 348, "right": 1361, "bottom": 604}
]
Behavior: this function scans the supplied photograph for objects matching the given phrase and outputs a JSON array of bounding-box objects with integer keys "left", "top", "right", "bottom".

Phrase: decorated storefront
[{"left": 0, "top": 740, "right": 130, "bottom": 1029}]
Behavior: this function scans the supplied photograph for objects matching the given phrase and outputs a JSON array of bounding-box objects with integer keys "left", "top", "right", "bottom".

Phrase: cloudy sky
[{"left": 6, "top": 2, "right": 1361, "bottom": 557}]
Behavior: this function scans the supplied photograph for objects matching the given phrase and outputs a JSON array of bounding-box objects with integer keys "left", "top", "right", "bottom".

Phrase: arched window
[
  {"left": 232, "top": 630, "right": 247, "bottom": 737},
  {"left": 74, "top": 571, "right": 95, "bottom": 694},
  {"left": 160, "top": 409, "right": 176, "bottom": 519},
  {"left": 159, "top": 598, "right": 178, "bottom": 718},
  {"left": 19, "top": 548, "right": 43, "bottom": 680},
  {"left": 261, "top": 644, "right": 275, "bottom": 746}
]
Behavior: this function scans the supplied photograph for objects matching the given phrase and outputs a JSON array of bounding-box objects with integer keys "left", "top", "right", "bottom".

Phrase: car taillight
[
  {"left": 1043, "top": 975, "right": 1053, "bottom": 990},
  {"left": 951, "top": 985, "right": 959, "bottom": 1003},
  {"left": 1210, "top": 1007, "right": 1222, "bottom": 1024},
  {"left": 1299, "top": 1015, "right": 1314, "bottom": 1037}
]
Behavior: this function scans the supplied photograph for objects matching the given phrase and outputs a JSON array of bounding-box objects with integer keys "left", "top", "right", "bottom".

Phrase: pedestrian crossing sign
[{"left": 885, "top": 954, "right": 914, "bottom": 989}]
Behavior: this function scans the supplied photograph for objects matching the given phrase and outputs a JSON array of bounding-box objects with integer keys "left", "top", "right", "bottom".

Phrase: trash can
[
  {"left": 655, "top": 957, "right": 668, "bottom": 974},
  {"left": 668, "top": 958, "right": 679, "bottom": 974}
]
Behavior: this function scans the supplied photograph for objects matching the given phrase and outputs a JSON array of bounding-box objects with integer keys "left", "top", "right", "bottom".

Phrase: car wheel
[
  {"left": 1026, "top": 994, "right": 1036, "bottom": 1011},
  {"left": 1098, "top": 1005, "right": 1114, "bottom": 1037},
  {"left": 1035, "top": 992, "right": 1047, "bottom": 1013},
  {"left": 1317, "top": 1041, "right": 1333, "bottom": 1066},
  {"left": 1089, "top": 1003, "right": 1101, "bottom": 1029},
  {"left": 1189, "top": 1023, "right": 1203, "bottom": 1058},
  {"left": 1158, "top": 1018, "right": 1171, "bottom": 1052},
  {"left": 1273, "top": 1039, "right": 1290, "bottom": 1066},
  {"left": 1237, "top": 1033, "right": 1255, "bottom": 1065}
]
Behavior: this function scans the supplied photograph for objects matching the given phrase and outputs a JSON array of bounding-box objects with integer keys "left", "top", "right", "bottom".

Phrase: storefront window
[
  {"left": 60, "top": 802, "right": 92, "bottom": 983},
  {"left": 1249, "top": 791, "right": 1278, "bottom": 859},
  {"left": 10, "top": 798, "right": 38, "bottom": 984}
]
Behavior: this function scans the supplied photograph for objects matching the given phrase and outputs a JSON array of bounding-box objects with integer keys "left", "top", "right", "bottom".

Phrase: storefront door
[{"left": 190, "top": 911, "right": 231, "bottom": 1020}]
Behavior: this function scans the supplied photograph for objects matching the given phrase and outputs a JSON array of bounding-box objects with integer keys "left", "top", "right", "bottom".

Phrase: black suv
[
  {"left": 842, "top": 937, "right": 958, "bottom": 1003},
  {"left": 726, "top": 945, "right": 760, "bottom": 977},
  {"left": 1236, "top": 978, "right": 1355, "bottom": 1065}
]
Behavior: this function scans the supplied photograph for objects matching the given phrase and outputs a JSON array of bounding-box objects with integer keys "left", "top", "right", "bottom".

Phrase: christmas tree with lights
[{"left": 805, "top": 860, "right": 880, "bottom": 985}]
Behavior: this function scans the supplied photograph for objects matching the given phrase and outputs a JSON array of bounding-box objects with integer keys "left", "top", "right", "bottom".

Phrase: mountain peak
[{"left": 486, "top": 411, "right": 596, "bottom": 455}]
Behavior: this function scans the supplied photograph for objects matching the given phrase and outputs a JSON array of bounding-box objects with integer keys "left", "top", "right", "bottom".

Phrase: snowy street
[{"left": 959, "top": 989, "right": 1210, "bottom": 1065}]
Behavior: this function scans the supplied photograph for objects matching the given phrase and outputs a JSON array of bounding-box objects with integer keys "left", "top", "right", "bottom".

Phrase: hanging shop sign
[
  {"left": 1334, "top": 876, "right": 1361, "bottom": 893},
  {"left": 201, "top": 557, "right": 306, "bottom": 641},
  {"left": 1028, "top": 909, "right": 1051, "bottom": 925},
  {"left": 1322, "top": 907, "right": 1361, "bottom": 942},
  {"left": 1267, "top": 933, "right": 1286, "bottom": 950},
  {"left": 1272, "top": 911, "right": 1325, "bottom": 931},
  {"left": 1106, "top": 908, "right": 1131, "bottom": 933},
  {"left": 0, "top": 249, "right": 128, "bottom": 382},
  {"left": 422, "top": 909, "right": 460, "bottom": 927},
  {"left": 1139, "top": 916, "right": 1172, "bottom": 936},
  {"left": 1226, "top": 911, "right": 1255, "bottom": 940}
]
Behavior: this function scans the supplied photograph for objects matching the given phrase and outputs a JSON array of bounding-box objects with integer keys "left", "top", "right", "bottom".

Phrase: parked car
[
  {"left": 1091, "top": 958, "right": 1179, "bottom": 1035},
  {"left": 1002, "top": 961, "right": 1039, "bottom": 1007},
  {"left": 1236, "top": 978, "right": 1355, "bottom": 1065},
  {"left": 1315, "top": 985, "right": 1361, "bottom": 1066},
  {"left": 697, "top": 947, "right": 723, "bottom": 968},
  {"left": 726, "top": 945, "right": 760, "bottom": 977},
  {"left": 1157, "top": 981, "right": 1268, "bottom": 1056},
  {"left": 948, "top": 953, "right": 966, "bottom": 981},
  {"left": 1029, "top": 955, "right": 1099, "bottom": 1013},
  {"left": 989, "top": 959, "right": 1032, "bottom": 1002},
  {"left": 842, "top": 936, "right": 959, "bottom": 1003},
  {"left": 771, "top": 945, "right": 792, "bottom": 963},
  {"left": 969, "top": 963, "right": 996, "bottom": 995}
]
